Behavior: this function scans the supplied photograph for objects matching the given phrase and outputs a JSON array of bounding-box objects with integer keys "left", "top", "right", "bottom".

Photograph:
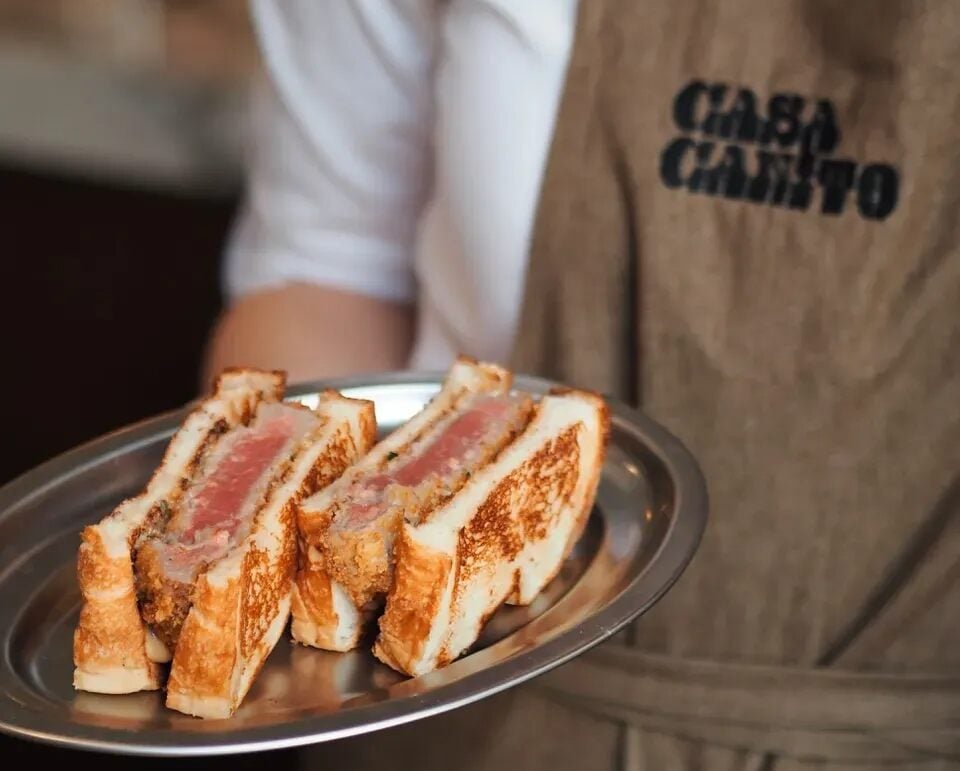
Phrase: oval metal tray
[{"left": 0, "top": 371, "right": 707, "bottom": 756}]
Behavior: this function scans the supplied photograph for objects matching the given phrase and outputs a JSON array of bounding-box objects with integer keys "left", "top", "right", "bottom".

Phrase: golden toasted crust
[
  {"left": 165, "top": 508, "right": 297, "bottom": 719},
  {"left": 377, "top": 443, "right": 556, "bottom": 675},
  {"left": 450, "top": 354, "right": 512, "bottom": 390},
  {"left": 164, "top": 502, "right": 298, "bottom": 719},
  {"left": 165, "top": 571, "right": 240, "bottom": 710},
  {"left": 297, "top": 508, "right": 332, "bottom": 551},
  {"left": 73, "top": 527, "right": 162, "bottom": 692},
  {"left": 291, "top": 546, "right": 344, "bottom": 649},
  {"left": 310, "top": 373, "right": 530, "bottom": 615},
  {"left": 166, "top": 396, "right": 376, "bottom": 718},
  {"left": 72, "top": 368, "right": 285, "bottom": 695},
  {"left": 292, "top": 358, "right": 530, "bottom": 656},
  {"left": 289, "top": 397, "right": 379, "bottom": 649},
  {"left": 509, "top": 391, "right": 609, "bottom": 605},
  {"left": 211, "top": 367, "right": 287, "bottom": 400},
  {"left": 244, "top": 515, "right": 297, "bottom": 659},
  {"left": 561, "top": 395, "right": 610, "bottom": 559},
  {"left": 373, "top": 528, "right": 453, "bottom": 674},
  {"left": 503, "top": 426, "right": 582, "bottom": 604},
  {"left": 374, "top": 389, "right": 610, "bottom": 676},
  {"left": 352, "top": 393, "right": 378, "bottom": 454}
]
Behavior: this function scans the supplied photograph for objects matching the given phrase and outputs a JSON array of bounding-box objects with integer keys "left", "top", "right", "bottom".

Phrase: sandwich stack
[{"left": 72, "top": 357, "right": 608, "bottom": 718}]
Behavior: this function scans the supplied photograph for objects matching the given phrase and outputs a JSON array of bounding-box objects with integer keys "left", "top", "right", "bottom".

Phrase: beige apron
[{"left": 301, "top": 1, "right": 960, "bottom": 769}]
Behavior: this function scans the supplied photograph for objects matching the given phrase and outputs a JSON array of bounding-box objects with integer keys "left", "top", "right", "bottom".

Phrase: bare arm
[{"left": 201, "top": 283, "right": 414, "bottom": 390}]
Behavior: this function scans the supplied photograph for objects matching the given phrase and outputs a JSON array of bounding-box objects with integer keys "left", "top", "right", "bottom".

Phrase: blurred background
[
  {"left": 1, "top": 3, "right": 293, "bottom": 766},
  {"left": 0, "top": 0, "right": 258, "bottom": 487}
]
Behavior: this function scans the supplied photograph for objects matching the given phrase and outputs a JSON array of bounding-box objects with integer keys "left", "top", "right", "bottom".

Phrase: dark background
[
  {"left": 0, "top": 162, "right": 299, "bottom": 769},
  {"left": 0, "top": 161, "right": 233, "bottom": 486}
]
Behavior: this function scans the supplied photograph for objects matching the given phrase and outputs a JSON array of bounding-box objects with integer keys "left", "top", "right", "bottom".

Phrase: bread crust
[
  {"left": 373, "top": 389, "right": 608, "bottom": 676},
  {"left": 372, "top": 528, "right": 453, "bottom": 674},
  {"left": 292, "top": 356, "right": 513, "bottom": 651},
  {"left": 72, "top": 369, "right": 285, "bottom": 694},
  {"left": 509, "top": 390, "right": 610, "bottom": 605},
  {"left": 164, "top": 568, "right": 240, "bottom": 718},
  {"left": 320, "top": 357, "right": 513, "bottom": 606},
  {"left": 291, "top": 542, "right": 365, "bottom": 651},
  {"left": 165, "top": 391, "right": 376, "bottom": 718},
  {"left": 562, "top": 394, "right": 610, "bottom": 560},
  {"left": 73, "top": 526, "right": 163, "bottom": 693},
  {"left": 291, "top": 544, "right": 344, "bottom": 649}
]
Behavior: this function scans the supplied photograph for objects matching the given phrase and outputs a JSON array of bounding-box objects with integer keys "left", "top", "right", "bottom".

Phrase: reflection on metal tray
[{"left": 0, "top": 371, "right": 707, "bottom": 757}]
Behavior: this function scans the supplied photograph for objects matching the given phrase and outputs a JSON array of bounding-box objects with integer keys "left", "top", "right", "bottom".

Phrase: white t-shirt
[{"left": 224, "top": 0, "right": 580, "bottom": 371}]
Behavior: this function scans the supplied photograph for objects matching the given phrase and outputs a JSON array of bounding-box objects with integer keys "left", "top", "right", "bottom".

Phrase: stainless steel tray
[{"left": 0, "top": 372, "right": 707, "bottom": 757}]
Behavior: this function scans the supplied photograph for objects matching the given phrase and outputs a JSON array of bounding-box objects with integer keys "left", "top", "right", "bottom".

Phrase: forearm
[{"left": 201, "top": 283, "right": 415, "bottom": 390}]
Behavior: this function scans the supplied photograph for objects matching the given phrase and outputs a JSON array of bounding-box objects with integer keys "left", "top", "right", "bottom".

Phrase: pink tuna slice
[
  {"left": 161, "top": 403, "right": 318, "bottom": 576},
  {"left": 178, "top": 414, "right": 295, "bottom": 541},
  {"left": 340, "top": 395, "right": 527, "bottom": 529}
]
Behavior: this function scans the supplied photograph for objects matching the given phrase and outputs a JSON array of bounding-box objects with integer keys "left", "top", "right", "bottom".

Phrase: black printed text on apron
[{"left": 659, "top": 79, "right": 900, "bottom": 221}]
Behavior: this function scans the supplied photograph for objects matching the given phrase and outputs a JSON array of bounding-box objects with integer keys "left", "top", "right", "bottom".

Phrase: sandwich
[
  {"left": 291, "top": 356, "right": 609, "bottom": 677},
  {"left": 72, "top": 368, "right": 376, "bottom": 718}
]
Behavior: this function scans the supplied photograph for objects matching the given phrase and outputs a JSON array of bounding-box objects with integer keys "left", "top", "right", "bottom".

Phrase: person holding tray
[{"left": 204, "top": 2, "right": 960, "bottom": 769}]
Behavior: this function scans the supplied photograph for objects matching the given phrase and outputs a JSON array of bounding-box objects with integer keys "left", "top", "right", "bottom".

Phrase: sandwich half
[
  {"left": 291, "top": 356, "right": 609, "bottom": 677},
  {"left": 291, "top": 357, "right": 531, "bottom": 650},
  {"left": 373, "top": 387, "right": 608, "bottom": 676},
  {"left": 73, "top": 369, "right": 375, "bottom": 718}
]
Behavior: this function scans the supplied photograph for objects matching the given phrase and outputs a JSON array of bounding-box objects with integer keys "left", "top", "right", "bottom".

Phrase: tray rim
[{"left": 0, "top": 369, "right": 708, "bottom": 756}]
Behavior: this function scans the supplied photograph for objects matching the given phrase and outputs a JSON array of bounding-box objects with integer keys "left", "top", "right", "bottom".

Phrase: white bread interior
[
  {"left": 373, "top": 389, "right": 609, "bottom": 677},
  {"left": 72, "top": 369, "right": 285, "bottom": 694},
  {"left": 164, "top": 390, "right": 376, "bottom": 719},
  {"left": 291, "top": 356, "right": 511, "bottom": 651}
]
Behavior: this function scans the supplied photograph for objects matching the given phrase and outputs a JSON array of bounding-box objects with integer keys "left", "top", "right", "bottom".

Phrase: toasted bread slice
[
  {"left": 290, "top": 546, "right": 365, "bottom": 652},
  {"left": 166, "top": 390, "right": 376, "bottom": 718},
  {"left": 373, "top": 389, "right": 609, "bottom": 677},
  {"left": 291, "top": 356, "right": 523, "bottom": 651},
  {"left": 73, "top": 368, "right": 285, "bottom": 695}
]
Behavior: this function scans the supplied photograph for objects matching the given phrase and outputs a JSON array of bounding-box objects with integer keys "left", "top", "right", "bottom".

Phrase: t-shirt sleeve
[{"left": 223, "top": 0, "right": 438, "bottom": 304}]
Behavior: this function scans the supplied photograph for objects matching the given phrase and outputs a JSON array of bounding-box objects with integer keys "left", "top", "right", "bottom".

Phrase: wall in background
[
  {"left": 0, "top": 163, "right": 236, "bottom": 484},
  {"left": 0, "top": 0, "right": 257, "bottom": 194},
  {"left": 0, "top": 0, "right": 262, "bottom": 482}
]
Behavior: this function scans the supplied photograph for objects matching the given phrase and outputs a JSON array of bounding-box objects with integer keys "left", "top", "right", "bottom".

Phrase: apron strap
[{"left": 537, "top": 646, "right": 960, "bottom": 763}]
